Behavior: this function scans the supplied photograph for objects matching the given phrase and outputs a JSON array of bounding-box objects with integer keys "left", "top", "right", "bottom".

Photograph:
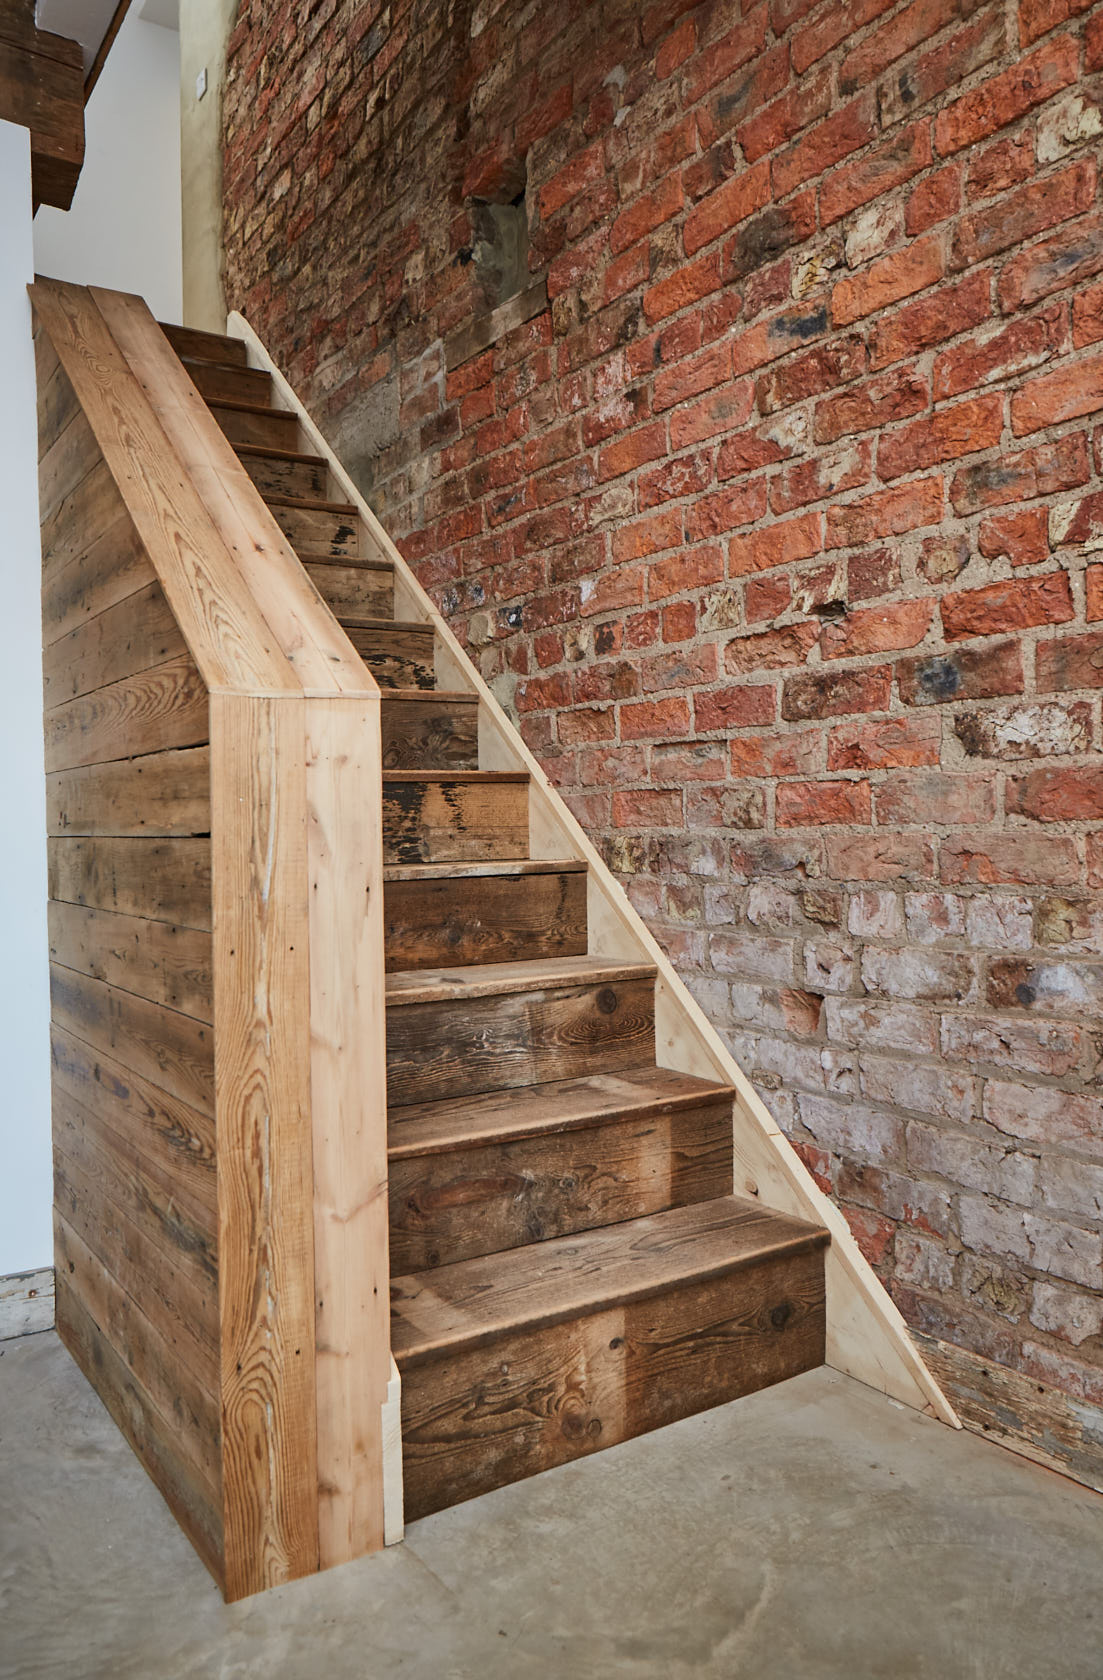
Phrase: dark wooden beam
[
  {"left": 84, "top": 1, "right": 133, "bottom": 104},
  {"left": 0, "top": 0, "right": 85, "bottom": 210}
]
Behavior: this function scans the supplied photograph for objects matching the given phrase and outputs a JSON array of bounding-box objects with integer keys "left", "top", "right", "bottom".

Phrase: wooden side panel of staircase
[
  {"left": 34, "top": 280, "right": 395, "bottom": 1599},
  {"left": 36, "top": 330, "right": 224, "bottom": 1581}
]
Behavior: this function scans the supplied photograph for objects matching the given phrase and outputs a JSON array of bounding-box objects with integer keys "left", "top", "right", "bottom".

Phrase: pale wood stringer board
[{"left": 230, "top": 309, "right": 958, "bottom": 1430}]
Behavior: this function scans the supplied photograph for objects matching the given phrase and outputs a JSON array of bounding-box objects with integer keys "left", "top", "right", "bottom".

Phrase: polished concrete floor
[{"left": 1, "top": 1331, "right": 1101, "bottom": 1679}]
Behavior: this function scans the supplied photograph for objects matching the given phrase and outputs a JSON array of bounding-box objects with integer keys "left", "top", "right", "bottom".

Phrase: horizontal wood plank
[
  {"left": 43, "top": 580, "right": 187, "bottom": 708},
  {"left": 41, "top": 509, "right": 153, "bottom": 648},
  {"left": 385, "top": 864, "right": 586, "bottom": 968},
  {"left": 382, "top": 773, "right": 528, "bottom": 864},
  {"left": 44, "top": 654, "right": 208, "bottom": 773},
  {"left": 48, "top": 899, "right": 213, "bottom": 1023},
  {"left": 50, "top": 964, "right": 215, "bottom": 1116},
  {"left": 47, "top": 746, "right": 211, "bottom": 838},
  {"left": 48, "top": 836, "right": 212, "bottom": 929}
]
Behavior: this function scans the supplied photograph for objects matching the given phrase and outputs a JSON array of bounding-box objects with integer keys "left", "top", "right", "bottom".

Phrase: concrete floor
[{"left": 1, "top": 1334, "right": 1102, "bottom": 1680}]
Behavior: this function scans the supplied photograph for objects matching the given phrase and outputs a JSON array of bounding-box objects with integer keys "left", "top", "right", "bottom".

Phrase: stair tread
[
  {"left": 300, "top": 551, "right": 392, "bottom": 573},
  {"left": 206, "top": 396, "right": 286, "bottom": 417},
  {"left": 383, "top": 769, "right": 527, "bottom": 783},
  {"left": 380, "top": 687, "right": 474, "bottom": 704},
  {"left": 159, "top": 323, "right": 247, "bottom": 365},
  {"left": 386, "top": 953, "right": 656, "bottom": 1006},
  {"left": 262, "top": 491, "right": 358, "bottom": 516},
  {"left": 388, "top": 1064, "right": 735, "bottom": 1159},
  {"left": 341, "top": 615, "right": 431, "bottom": 632},
  {"left": 383, "top": 856, "right": 583, "bottom": 880},
  {"left": 391, "top": 1194, "right": 830, "bottom": 1366},
  {"left": 234, "top": 441, "right": 327, "bottom": 466}
]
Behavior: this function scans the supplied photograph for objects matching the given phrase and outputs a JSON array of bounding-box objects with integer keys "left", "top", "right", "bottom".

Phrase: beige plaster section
[{"left": 180, "top": 0, "right": 236, "bottom": 329}]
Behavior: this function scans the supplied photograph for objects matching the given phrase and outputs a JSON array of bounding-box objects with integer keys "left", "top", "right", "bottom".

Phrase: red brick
[
  {"left": 832, "top": 236, "right": 944, "bottom": 328},
  {"left": 612, "top": 788, "right": 684, "bottom": 826},
  {"left": 611, "top": 508, "right": 683, "bottom": 563},
  {"left": 662, "top": 600, "right": 697, "bottom": 640},
  {"left": 638, "top": 451, "right": 713, "bottom": 509},
  {"left": 876, "top": 770, "right": 995, "bottom": 826},
  {"left": 824, "top": 833, "right": 937, "bottom": 881},
  {"left": 772, "top": 93, "right": 879, "bottom": 199},
  {"left": 934, "top": 35, "right": 1080, "bottom": 155},
  {"left": 869, "top": 269, "right": 991, "bottom": 371},
  {"left": 694, "top": 684, "right": 777, "bottom": 732},
  {"left": 897, "top": 639, "right": 1025, "bottom": 704},
  {"left": 757, "top": 337, "right": 867, "bottom": 414},
  {"left": 1007, "top": 767, "right": 1103, "bottom": 822},
  {"left": 1072, "top": 273, "right": 1103, "bottom": 347},
  {"left": 578, "top": 567, "right": 646, "bottom": 617},
  {"left": 840, "top": 0, "right": 976, "bottom": 94},
  {"left": 1090, "top": 8, "right": 1103, "bottom": 70},
  {"left": 1036, "top": 628, "right": 1103, "bottom": 692},
  {"left": 654, "top": 15, "right": 696, "bottom": 79},
  {"left": 730, "top": 731, "right": 822, "bottom": 777},
  {"left": 966, "top": 132, "right": 1035, "bottom": 202},
  {"left": 619, "top": 696, "right": 691, "bottom": 740},
  {"left": 941, "top": 832, "right": 1081, "bottom": 885},
  {"left": 950, "top": 433, "right": 1090, "bottom": 513},
  {"left": 790, "top": 0, "right": 895, "bottom": 74},
  {"left": 772, "top": 443, "right": 873, "bottom": 512},
  {"left": 1012, "top": 351, "right": 1103, "bottom": 437},
  {"left": 602, "top": 242, "right": 650, "bottom": 305},
  {"left": 557, "top": 706, "right": 616, "bottom": 745},
  {"left": 820, "top": 121, "right": 932, "bottom": 226},
  {"left": 879, "top": 10, "right": 1009, "bottom": 126},
  {"left": 822, "top": 598, "right": 936, "bottom": 660},
  {"left": 683, "top": 160, "right": 771, "bottom": 257},
  {"left": 942, "top": 572, "right": 1074, "bottom": 641},
  {"left": 642, "top": 251, "right": 722, "bottom": 325},
  {"left": 877, "top": 395, "right": 1003, "bottom": 481},
  {"left": 815, "top": 367, "right": 929, "bottom": 443},
  {"left": 782, "top": 665, "right": 893, "bottom": 721},
  {"left": 737, "top": 68, "right": 834, "bottom": 161},
  {"left": 597, "top": 421, "right": 668, "bottom": 482},
  {"left": 777, "top": 779, "right": 872, "bottom": 827},
  {"left": 725, "top": 194, "right": 819, "bottom": 286},
  {"left": 539, "top": 138, "right": 607, "bottom": 218},
  {"left": 653, "top": 342, "right": 733, "bottom": 412},
  {"left": 979, "top": 508, "right": 1050, "bottom": 567},
  {"left": 647, "top": 545, "right": 725, "bottom": 601},
  {"left": 1000, "top": 218, "right": 1103, "bottom": 314},
  {"left": 729, "top": 511, "right": 823, "bottom": 575},
  {"left": 828, "top": 715, "right": 942, "bottom": 770},
  {"left": 1086, "top": 564, "right": 1103, "bottom": 620},
  {"left": 1019, "top": 0, "right": 1095, "bottom": 48},
  {"left": 669, "top": 380, "right": 755, "bottom": 447},
  {"left": 905, "top": 163, "right": 963, "bottom": 235},
  {"left": 686, "top": 478, "right": 768, "bottom": 541},
  {"left": 716, "top": 427, "right": 800, "bottom": 478},
  {"left": 682, "top": 9, "right": 769, "bottom": 101},
  {"left": 824, "top": 478, "right": 943, "bottom": 548},
  {"left": 731, "top": 303, "right": 830, "bottom": 377},
  {"left": 724, "top": 622, "right": 820, "bottom": 674},
  {"left": 849, "top": 547, "right": 902, "bottom": 600},
  {"left": 745, "top": 573, "right": 792, "bottom": 622},
  {"left": 933, "top": 304, "right": 1064, "bottom": 400},
  {"left": 952, "top": 158, "right": 1096, "bottom": 269}
]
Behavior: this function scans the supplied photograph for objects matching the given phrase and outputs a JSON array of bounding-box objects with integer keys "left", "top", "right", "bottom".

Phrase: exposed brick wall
[{"left": 222, "top": 0, "right": 1103, "bottom": 1420}]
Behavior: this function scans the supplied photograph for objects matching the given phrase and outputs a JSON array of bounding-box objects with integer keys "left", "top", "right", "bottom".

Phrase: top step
[{"left": 159, "top": 322, "right": 247, "bottom": 368}]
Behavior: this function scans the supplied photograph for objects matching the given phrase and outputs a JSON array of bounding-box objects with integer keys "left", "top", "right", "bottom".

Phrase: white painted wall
[
  {"left": 33, "top": 7, "right": 183, "bottom": 321},
  {"left": 0, "top": 121, "right": 52, "bottom": 1275}
]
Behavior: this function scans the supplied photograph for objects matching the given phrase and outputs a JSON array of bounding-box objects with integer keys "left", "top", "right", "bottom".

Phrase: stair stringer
[{"left": 228, "top": 310, "right": 960, "bottom": 1431}]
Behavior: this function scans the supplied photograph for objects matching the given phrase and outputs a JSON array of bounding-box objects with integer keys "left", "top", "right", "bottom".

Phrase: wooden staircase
[
  {"left": 162, "top": 321, "right": 831, "bottom": 1522},
  {"left": 34, "top": 279, "right": 952, "bottom": 1600}
]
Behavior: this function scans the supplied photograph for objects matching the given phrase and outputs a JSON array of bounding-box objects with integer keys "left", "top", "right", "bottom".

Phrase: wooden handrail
[{"left": 34, "top": 279, "right": 391, "bottom": 1599}]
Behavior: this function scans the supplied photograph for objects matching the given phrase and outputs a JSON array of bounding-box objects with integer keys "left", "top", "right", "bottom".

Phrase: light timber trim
[
  {"left": 36, "top": 284, "right": 392, "bottom": 1597},
  {"left": 231, "top": 307, "right": 958, "bottom": 1432}
]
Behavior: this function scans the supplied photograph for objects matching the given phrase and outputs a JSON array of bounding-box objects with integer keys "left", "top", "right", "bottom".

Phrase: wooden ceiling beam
[{"left": 0, "top": 0, "right": 85, "bottom": 210}]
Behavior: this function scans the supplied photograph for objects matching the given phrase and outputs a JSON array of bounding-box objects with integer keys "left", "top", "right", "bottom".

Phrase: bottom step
[{"left": 393, "top": 1195, "right": 829, "bottom": 1521}]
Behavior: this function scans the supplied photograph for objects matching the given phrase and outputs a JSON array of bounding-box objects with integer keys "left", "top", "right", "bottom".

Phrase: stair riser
[
  {"left": 382, "top": 779, "right": 528, "bottom": 866},
  {"left": 306, "top": 561, "right": 393, "bottom": 622},
  {"left": 272, "top": 503, "right": 359, "bottom": 558},
  {"left": 240, "top": 452, "right": 328, "bottom": 499},
  {"left": 389, "top": 1100, "right": 734, "bottom": 1271},
  {"left": 210, "top": 403, "right": 300, "bottom": 452},
  {"left": 162, "top": 325, "right": 247, "bottom": 367},
  {"left": 384, "top": 867, "right": 584, "bottom": 967},
  {"left": 185, "top": 360, "right": 273, "bottom": 408},
  {"left": 399, "top": 1245, "right": 827, "bottom": 1520},
  {"left": 346, "top": 626, "right": 435, "bottom": 689},
  {"left": 386, "top": 977, "right": 655, "bottom": 1106}
]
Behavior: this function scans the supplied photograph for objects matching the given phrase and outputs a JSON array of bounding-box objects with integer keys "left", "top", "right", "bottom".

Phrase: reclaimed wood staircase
[
  {"left": 163, "top": 321, "right": 831, "bottom": 1523},
  {"left": 34, "top": 279, "right": 953, "bottom": 1601}
]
